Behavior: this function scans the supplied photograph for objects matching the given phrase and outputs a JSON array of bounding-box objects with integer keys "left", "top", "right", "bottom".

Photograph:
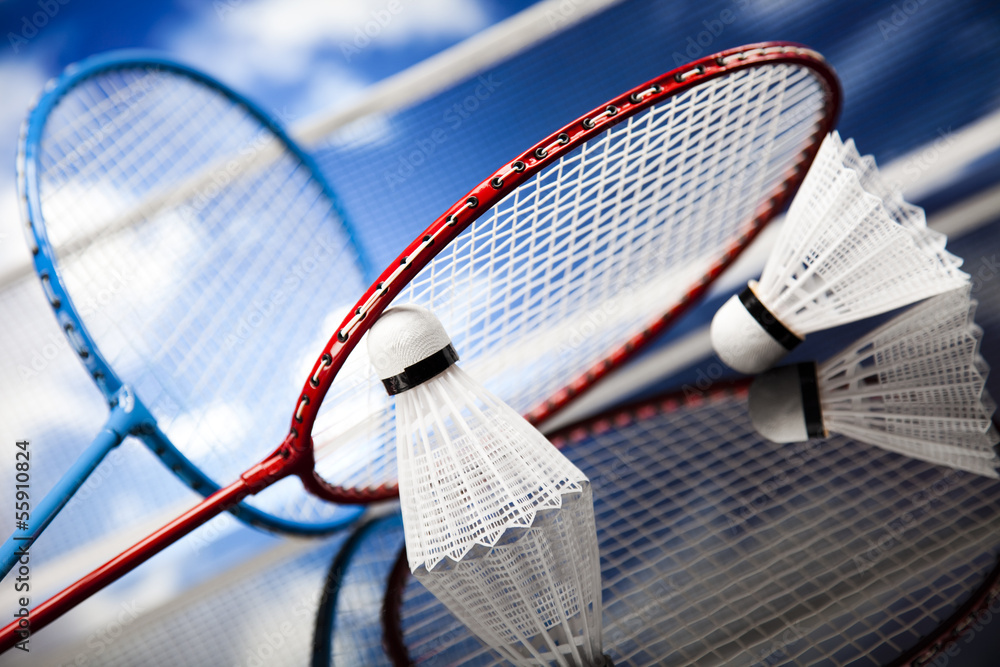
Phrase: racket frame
[
  {"left": 285, "top": 41, "right": 842, "bottom": 503},
  {"left": 16, "top": 50, "right": 368, "bottom": 536}
]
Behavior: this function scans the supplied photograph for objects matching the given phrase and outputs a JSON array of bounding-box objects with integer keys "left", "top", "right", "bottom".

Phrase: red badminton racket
[{"left": 0, "top": 42, "right": 839, "bottom": 651}]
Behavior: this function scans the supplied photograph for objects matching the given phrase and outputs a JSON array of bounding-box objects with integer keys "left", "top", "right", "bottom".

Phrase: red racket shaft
[{"left": 0, "top": 457, "right": 281, "bottom": 652}]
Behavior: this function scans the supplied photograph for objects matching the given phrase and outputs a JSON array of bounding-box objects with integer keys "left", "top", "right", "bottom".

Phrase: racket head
[
  {"left": 286, "top": 42, "right": 841, "bottom": 503},
  {"left": 18, "top": 51, "right": 369, "bottom": 533},
  {"left": 380, "top": 381, "right": 1000, "bottom": 665},
  {"left": 311, "top": 512, "right": 405, "bottom": 667}
]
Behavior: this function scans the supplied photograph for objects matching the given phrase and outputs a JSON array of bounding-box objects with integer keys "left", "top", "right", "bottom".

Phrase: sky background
[
  {"left": 0, "top": 0, "right": 535, "bottom": 270},
  {"left": 2, "top": 0, "right": 1000, "bottom": 664}
]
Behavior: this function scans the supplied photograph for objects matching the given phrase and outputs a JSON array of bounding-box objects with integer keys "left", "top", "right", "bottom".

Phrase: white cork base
[{"left": 710, "top": 293, "right": 792, "bottom": 374}]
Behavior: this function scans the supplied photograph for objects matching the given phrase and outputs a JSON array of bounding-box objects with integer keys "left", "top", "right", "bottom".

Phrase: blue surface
[{"left": 1, "top": 0, "right": 1000, "bottom": 663}]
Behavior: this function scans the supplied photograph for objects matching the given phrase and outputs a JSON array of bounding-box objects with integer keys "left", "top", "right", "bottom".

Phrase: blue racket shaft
[{"left": 0, "top": 423, "right": 123, "bottom": 578}]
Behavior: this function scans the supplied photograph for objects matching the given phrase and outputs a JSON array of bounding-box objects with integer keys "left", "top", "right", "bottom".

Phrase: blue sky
[{"left": 0, "top": 0, "right": 535, "bottom": 269}]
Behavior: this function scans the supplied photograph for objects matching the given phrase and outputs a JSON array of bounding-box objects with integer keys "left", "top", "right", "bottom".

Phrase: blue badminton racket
[{"left": 2, "top": 51, "right": 371, "bottom": 579}]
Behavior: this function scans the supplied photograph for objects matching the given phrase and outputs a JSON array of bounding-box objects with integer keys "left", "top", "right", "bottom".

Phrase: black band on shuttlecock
[
  {"left": 739, "top": 285, "right": 802, "bottom": 351},
  {"left": 382, "top": 344, "right": 459, "bottom": 395},
  {"left": 796, "top": 362, "right": 825, "bottom": 438}
]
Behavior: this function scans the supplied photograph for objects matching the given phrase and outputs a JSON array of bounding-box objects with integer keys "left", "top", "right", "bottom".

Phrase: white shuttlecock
[
  {"left": 368, "top": 304, "right": 608, "bottom": 667},
  {"left": 711, "top": 131, "right": 969, "bottom": 374},
  {"left": 748, "top": 287, "right": 999, "bottom": 478}
]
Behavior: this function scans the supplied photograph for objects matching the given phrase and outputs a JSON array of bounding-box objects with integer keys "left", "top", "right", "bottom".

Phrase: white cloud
[
  {"left": 221, "top": 0, "right": 489, "bottom": 61},
  {"left": 169, "top": 0, "right": 490, "bottom": 117}
]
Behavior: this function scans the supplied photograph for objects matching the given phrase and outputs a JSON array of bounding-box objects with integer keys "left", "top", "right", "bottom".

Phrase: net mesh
[
  {"left": 26, "top": 64, "right": 369, "bottom": 526},
  {"left": 757, "top": 132, "right": 969, "bottom": 333},
  {"left": 819, "top": 287, "right": 1000, "bottom": 477},
  {"left": 312, "top": 62, "right": 831, "bottom": 494},
  {"left": 393, "top": 386, "right": 1000, "bottom": 666}
]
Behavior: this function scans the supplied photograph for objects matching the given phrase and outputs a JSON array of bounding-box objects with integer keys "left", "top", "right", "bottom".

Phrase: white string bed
[{"left": 311, "top": 62, "right": 831, "bottom": 496}]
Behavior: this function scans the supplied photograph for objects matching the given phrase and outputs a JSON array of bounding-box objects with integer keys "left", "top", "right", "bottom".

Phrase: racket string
[
  {"left": 311, "top": 63, "right": 831, "bottom": 495},
  {"left": 29, "top": 64, "right": 369, "bottom": 524}
]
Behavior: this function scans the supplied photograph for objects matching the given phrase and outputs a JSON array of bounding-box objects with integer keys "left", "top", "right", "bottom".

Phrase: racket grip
[
  {"left": 0, "top": 477, "right": 252, "bottom": 653},
  {"left": 0, "top": 427, "right": 122, "bottom": 581}
]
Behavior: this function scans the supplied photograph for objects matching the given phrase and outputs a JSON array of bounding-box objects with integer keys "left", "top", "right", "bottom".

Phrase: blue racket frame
[{"left": 2, "top": 51, "right": 371, "bottom": 578}]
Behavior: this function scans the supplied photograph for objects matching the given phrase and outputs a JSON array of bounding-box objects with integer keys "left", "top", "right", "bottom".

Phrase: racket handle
[
  {"left": 0, "top": 427, "right": 123, "bottom": 581},
  {"left": 0, "top": 477, "right": 251, "bottom": 653}
]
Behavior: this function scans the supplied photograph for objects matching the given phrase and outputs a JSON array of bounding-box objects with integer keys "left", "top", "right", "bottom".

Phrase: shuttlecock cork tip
[
  {"left": 748, "top": 363, "right": 826, "bottom": 443},
  {"left": 367, "top": 304, "right": 457, "bottom": 394},
  {"left": 711, "top": 284, "right": 803, "bottom": 374}
]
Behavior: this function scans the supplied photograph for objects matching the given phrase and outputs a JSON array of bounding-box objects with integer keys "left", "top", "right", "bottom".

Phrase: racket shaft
[
  {"left": 0, "top": 426, "right": 123, "bottom": 580},
  {"left": 0, "top": 478, "right": 251, "bottom": 651}
]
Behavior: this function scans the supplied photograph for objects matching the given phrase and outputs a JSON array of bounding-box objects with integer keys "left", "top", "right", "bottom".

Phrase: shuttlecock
[
  {"left": 711, "top": 131, "right": 969, "bottom": 374},
  {"left": 368, "top": 304, "right": 608, "bottom": 667},
  {"left": 748, "top": 287, "right": 999, "bottom": 477}
]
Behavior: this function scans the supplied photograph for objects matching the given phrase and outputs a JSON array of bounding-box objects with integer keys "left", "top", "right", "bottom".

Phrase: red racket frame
[
  {"left": 296, "top": 41, "right": 840, "bottom": 503},
  {"left": 0, "top": 42, "right": 839, "bottom": 652}
]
